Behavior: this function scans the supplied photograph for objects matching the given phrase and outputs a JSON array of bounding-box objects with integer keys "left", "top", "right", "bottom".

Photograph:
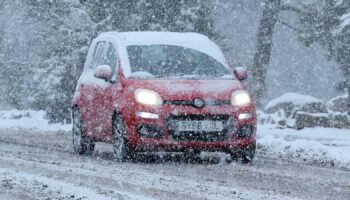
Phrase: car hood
[{"left": 124, "top": 79, "right": 244, "bottom": 101}]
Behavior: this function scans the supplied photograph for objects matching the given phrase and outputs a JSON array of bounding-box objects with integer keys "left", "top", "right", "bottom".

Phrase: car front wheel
[
  {"left": 72, "top": 108, "right": 95, "bottom": 155},
  {"left": 228, "top": 144, "right": 256, "bottom": 164},
  {"left": 241, "top": 145, "right": 255, "bottom": 164},
  {"left": 112, "top": 114, "right": 133, "bottom": 161}
]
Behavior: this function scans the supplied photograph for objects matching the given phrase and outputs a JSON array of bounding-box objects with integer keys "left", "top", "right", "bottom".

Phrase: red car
[{"left": 72, "top": 32, "right": 256, "bottom": 163}]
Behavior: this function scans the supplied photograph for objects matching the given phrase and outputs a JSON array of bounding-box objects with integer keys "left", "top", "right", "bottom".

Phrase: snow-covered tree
[
  {"left": 23, "top": 0, "right": 93, "bottom": 121},
  {"left": 79, "top": 0, "right": 139, "bottom": 33},
  {"left": 0, "top": 0, "right": 93, "bottom": 121},
  {"left": 137, "top": 0, "right": 219, "bottom": 39},
  {"left": 80, "top": 0, "right": 220, "bottom": 39},
  {"left": 0, "top": 0, "right": 34, "bottom": 109},
  {"left": 246, "top": 0, "right": 301, "bottom": 106},
  {"left": 297, "top": 0, "right": 350, "bottom": 114}
]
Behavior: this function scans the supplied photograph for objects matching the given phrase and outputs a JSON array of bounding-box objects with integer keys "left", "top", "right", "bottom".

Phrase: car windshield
[{"left": 127, "top": 45, "right": 233, "bottom": 79}]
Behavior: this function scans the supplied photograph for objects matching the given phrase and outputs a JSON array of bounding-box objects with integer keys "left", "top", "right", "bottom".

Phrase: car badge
[{"left": 193, "top": 99, "right": 205, "bottom": 108}]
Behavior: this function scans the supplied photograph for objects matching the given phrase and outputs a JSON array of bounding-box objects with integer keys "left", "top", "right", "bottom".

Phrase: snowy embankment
[
  {"left": 258, "top": 124, "right": 350, "bottom": 168},
  {"left": 0, "top": 109, "right": 349, "bottom": 168},
  {"left": 0, "top": 109, "right": 71, "bottom": 132}
]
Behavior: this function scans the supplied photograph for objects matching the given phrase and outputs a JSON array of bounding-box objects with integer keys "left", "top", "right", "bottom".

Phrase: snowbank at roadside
[
  {"left": 0, "top": 109, "right": 71, "bottom": 132},
  {"left": 264, "top": 92, "right": 323, "bottom": 111},
  {"left": 257, "top": 124, "right": 350, "bottom": 169}
]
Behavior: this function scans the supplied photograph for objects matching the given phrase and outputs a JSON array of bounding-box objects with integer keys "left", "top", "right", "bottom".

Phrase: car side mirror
[
  {"left": 94, "top": 65, "right": 113, "bottom": 81},
  {"left": 234, "top": 67, "right": 248, "bottom": 81}
]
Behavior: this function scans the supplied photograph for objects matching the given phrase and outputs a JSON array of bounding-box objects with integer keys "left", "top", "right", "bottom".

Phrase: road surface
[{"left": 0, "top": 130, "right": 349, "bottom": 200}]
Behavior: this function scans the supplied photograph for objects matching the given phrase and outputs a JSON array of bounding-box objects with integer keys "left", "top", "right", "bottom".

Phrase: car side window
[
  {"left": 90, "top": 42, "right": 105, "bottom": 69},
  {"left": 102, "top": 42, "right": 118, "bottom": 74}
]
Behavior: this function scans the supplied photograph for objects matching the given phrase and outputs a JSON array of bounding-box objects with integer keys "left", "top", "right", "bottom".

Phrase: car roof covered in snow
[
  {"left": 100, "top": 31, "right": 215, "bottom": 46},
  {"left": 97, "top": 31, "right": 229, "bottom": 66}
]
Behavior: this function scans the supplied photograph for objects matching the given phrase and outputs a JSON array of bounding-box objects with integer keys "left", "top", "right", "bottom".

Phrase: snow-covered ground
[
  {"left": 0, "top": 109, "right": 71, "bottom": 132},
  {"left": 258, "top": 124, "right": 350, "bottom": 169}
]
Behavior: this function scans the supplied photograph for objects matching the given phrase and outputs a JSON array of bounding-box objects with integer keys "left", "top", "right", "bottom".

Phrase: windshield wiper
[{"left": 158, "top": 73, "right": 185, "bottom": 78}]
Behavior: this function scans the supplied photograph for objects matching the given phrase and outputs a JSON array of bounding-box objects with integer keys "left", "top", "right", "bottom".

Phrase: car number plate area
[{"left": 175, "top": 120, "right": 223, "bottom": 132}]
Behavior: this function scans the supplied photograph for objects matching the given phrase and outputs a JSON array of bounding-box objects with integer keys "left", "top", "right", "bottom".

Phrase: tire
[
  {"left": 241, "top": 145, "right": 256, "bottom": 164},
  {"left": 226, "top": 151, "right": 239, "bottom": 164},
  {"left": 112, "top": 114, "right": 133, "bottom": 161},
  {"left": 72, "top": 108, "right": 95, "bottom": 155},
  {"left": 227, "top": 145, "right": 255, "bottom": 164},
  {"left": 182, "top": 149, "right": 201, "bottom": 163}
]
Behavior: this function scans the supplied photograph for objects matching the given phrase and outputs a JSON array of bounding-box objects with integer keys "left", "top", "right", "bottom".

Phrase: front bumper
[{"left": 121, "top": 104, "right": 257, "bottom": 152}]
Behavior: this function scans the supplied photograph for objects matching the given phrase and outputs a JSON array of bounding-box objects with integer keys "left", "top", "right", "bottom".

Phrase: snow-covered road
[{"left": 0, "top": 130, "right": 349, "bottom": 200}]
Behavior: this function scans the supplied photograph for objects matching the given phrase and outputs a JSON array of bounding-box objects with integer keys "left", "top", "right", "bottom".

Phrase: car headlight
[
  {"left": 134, "top": 89, "right": 163, "bottom": 106},
  {"left": 231, "top": 90, "right": 251, "bottom": 107}
]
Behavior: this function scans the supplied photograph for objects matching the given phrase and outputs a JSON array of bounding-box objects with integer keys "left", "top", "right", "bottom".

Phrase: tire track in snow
[
  {"left": 0, "top": 142, "right": 297, "bottom": 200},
  {"left": 0, "top": 143, "right": 215, "bottom": 200},
  {"left": 0, "top": 167, "right": 118, "bottom": 200}
]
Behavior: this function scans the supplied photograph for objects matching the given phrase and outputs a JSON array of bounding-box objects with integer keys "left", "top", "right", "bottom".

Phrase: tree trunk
[
  {"left": 348, "top": 78, "right": 350, "bottom": 116},
  {"left": 249, "top": 0, "right": 281, "bottom": 107}
]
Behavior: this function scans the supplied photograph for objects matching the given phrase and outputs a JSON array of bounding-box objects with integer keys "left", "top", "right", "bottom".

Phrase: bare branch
[
  {"left": 277, "top": 20, "right": 302, "bottom": 32},
  {"left": 280, "top": 5, "right": 301, "bottom": 14}
]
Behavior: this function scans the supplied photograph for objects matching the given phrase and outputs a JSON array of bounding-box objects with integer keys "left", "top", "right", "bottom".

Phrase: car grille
[
  {"left": 166, "top": 114, "right": 234, "bottom": 142},
  {"left": 163, "top": 100, "right": 230, "bottom": 107}
]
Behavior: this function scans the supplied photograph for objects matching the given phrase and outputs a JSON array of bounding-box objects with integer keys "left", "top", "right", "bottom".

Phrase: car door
[
  {"left": 79, "top": 41, "right": 107, "bottom": 138},
  {"left": 78, "top": 42, "right": 118, "bottom": 141},
  {"left": 90, "top": 42, "right": 119, "bottom": 141}
]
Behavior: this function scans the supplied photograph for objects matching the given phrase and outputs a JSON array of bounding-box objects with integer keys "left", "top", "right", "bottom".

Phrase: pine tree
[
  {"left": 24, "top": 0, "right": 93, "bottom": 121},
  {"left": 0, "top": 0, "right": 34, "bottom": 108},
  {"left": 0, "top": 1, "right": 5, "bottom": 103},
  {"left": 297, "top": 0, "right": 350, "bottom": 114},
  {"left": 191, "top": 0, "right": 218, "bottom": 39},
  {"left": 137, "top": 0, "right": 182, "bottom": 31},
  {"left": 0, "top": 0, "right": 93, "bottom": 121},
  {"left": 79, "top": 0, "right": 139, "bottom": 33},
  {"left": 81, "top": 0, "right": 220, "bottom": 39}
]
